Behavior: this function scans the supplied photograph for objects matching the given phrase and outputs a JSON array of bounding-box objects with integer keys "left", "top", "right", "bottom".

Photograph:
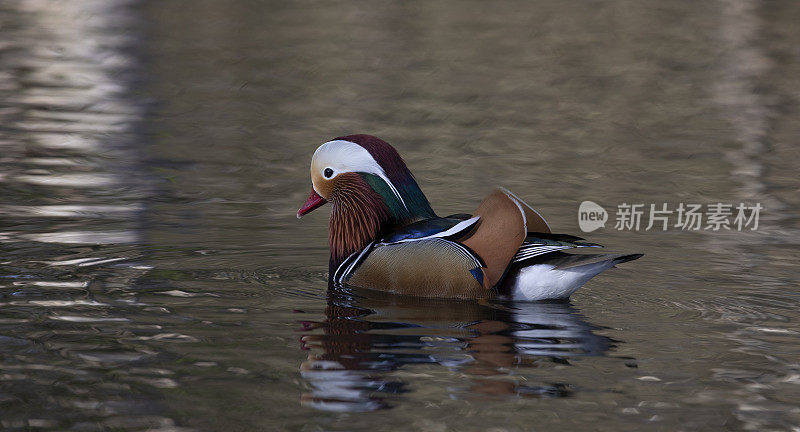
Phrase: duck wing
[
  {"left": 511, "top": 233, "right": 602, "bottom": 263},
  {"left": 460, "top": 188, "right": 554, "bottom": 289},
  {"left": 378, "top": 216, "right": 479, "bottom": 243}
]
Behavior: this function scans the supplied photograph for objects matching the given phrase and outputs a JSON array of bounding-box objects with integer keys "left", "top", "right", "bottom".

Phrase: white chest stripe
[{"left": 334, "top": 241, "right": 375, "bottom": 284}]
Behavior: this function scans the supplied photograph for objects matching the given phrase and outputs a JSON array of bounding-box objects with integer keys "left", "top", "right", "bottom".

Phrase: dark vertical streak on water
[{"left": 0, "top": 1, "right": 172, "bottom": 430}]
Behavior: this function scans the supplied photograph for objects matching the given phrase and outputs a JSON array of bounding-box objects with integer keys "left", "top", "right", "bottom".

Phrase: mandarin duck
[{"left": 297, "top": 135, "right": 642, "bottom": 301}]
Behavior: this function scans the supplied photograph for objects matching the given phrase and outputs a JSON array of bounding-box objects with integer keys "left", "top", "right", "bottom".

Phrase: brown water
[{"left": 1, "top": 0, "right": 799, "bottom": 430}]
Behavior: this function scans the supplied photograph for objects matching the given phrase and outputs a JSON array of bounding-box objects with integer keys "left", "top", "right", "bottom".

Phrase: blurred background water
[{"left": 1, "top": 0, "right": 799, "bottom": 430}]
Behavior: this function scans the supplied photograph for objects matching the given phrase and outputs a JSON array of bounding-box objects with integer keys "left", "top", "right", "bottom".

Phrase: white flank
[{"left": 507, "top": 260, "right": 617, "bottom": 301}]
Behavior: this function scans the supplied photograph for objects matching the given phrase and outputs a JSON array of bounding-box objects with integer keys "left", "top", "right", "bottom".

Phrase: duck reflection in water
[{"left": 298, "top": 288, "right": 615, "bottom": 412}]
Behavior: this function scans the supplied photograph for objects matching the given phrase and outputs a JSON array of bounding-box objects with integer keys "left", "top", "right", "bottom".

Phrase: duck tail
[
  {"left": 503, "top": 252, "right": 644, "bottom": 301},
  {"left": 608, "top": 253, "right": 644, "bottom": 266},
  {"left": 551, "top": 253, "right": 643, "bottom": 270}
]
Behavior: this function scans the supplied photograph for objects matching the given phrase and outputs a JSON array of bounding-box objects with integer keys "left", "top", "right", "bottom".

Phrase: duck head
[{"left": 298, "top": 135, "right": 437, "bottom": 268}]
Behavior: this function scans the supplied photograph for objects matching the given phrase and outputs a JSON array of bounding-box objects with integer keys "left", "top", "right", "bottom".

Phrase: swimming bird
[{"left": 297, "top": 134, "right": 642, "bottom": 301}]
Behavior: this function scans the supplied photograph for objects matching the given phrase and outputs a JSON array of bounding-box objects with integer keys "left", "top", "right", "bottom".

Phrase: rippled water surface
[{"left": 2, "top": 0, "right": 800, "bottom": 430}]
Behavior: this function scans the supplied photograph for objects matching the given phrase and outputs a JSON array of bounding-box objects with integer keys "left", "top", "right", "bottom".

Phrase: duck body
[{"left": 298, "top": 135, "right": 642, "bottom": 301}]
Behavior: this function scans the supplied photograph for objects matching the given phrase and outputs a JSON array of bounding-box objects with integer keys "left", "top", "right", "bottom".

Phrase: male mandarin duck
[{"left": 297, "top": 134, "right": 642, "bottom": 301}]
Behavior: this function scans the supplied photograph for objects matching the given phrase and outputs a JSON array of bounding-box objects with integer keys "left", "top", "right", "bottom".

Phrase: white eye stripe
[{"left": 312, "top": 140, "right": 407, "bottom": 210}]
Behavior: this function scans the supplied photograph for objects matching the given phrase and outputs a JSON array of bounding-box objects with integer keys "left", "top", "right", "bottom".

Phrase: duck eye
[{"left": 323, "top": 168, "right": 334, "bottom": 178}]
